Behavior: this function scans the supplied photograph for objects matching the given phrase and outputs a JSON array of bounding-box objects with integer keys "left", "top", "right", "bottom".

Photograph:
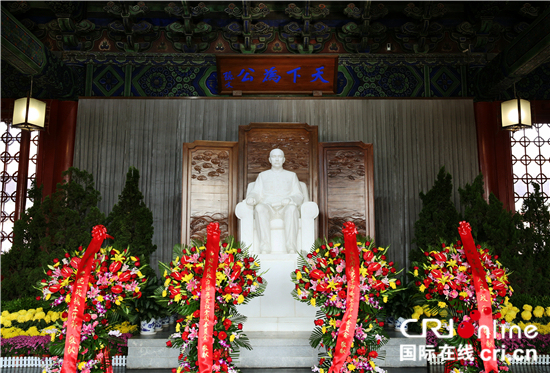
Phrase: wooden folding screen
[
  {"left": 181, "top": 141, "right": 238, "bottom": 243},
  {"left": 238, "top": 122, "right": 319, "bottom": 203},
  {"left": 318, "top": 142, "right": 375, "bottom": 240}
]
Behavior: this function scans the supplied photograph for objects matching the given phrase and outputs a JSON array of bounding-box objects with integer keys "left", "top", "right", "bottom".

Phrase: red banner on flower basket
[
  {"left": 61, "top": 225, "right": 113, "bottom": 373},
  {"left": 197, "top": 222, "right": 221, "bottom": 373},
  {"left": 458, "top": 221, "right": 498, "bottom": 373},
  {"left": 329, "top": 222, "right": 361, "bottom": 373}
]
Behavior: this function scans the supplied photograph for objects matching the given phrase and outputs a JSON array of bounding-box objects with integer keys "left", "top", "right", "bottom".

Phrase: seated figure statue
[{"left": 236, "top": 148, "right": 318, "bottom": 254}]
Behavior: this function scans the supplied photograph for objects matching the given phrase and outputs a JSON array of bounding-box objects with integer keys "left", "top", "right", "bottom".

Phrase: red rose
[
  {"left": 257, "top": 277, "right": 263, "bottom": 284},
  {"left": 172, "top": 369, "right": 177, "bottom": 373},
  {"left": 62, "top": 312, "right": 68, "bottom": 319},
  {"left": 119, "top": 271, "right": 132, "bottom": 282},
  {"left": 368, "top": 351, "right": 378, "bottom": 359},
  {"left": 223, "top": 318, "right": 232, "bottom": 330},
  {"left": 109, "top": 261, "right": 122, "bottom": 273},
  {"left": 53, "top": 258, "right": 59, "bottom": 264},
  {"left": 101, "top": 319, "right": 108, "bottom": 325},
  {"left": 181, "top": 332, "right": 189, "bottom": 340},
  {"left": 338, "top": 290, "right": 347, "bottom": 299},
  {"left": 218, "top": 331, "right": 227, "bottom": 340},
  {"left": 238, "top": 323, "right": 243, "bottom": 330},
  {"left": 492, "top": 281, "right": 505, "bottom": 291},
  {"left": 431, "top": 269, "right": 443, "bottom": 279},
  {"left": 166, "top": 341, "right": 173, "bottom": 347},
  {"left": 363, "top": 251, "right": 374, "bottom": 262},
  {"left": 310, "top": 269, "right": 325, "bottom": 280},
  {"left": 111, "top": 285, "right": 123, "bottom": 294},
  {"left": 84, "top": 314, "right": 92, "bottom": 322},
  {"left": 379, "top": 321, "right": 384, "bottom": 327},
  {"left": 93, "top": 335, "right": 98, "bottom": 340},
  {"left": 314, "top": 319, "right": 324, "bottom": 326},
  {"left": 36, "top": 296, "right": 41, "bottom": 300},
  {"left": 434, "top": 252, "right": 447, "bottom": 262},
  {"left": 368, "top": 262, "right": 381, "bottom": 272},
  {"left": 193, "top": 310, "right": 201, "bottom": 318},
  {"left": 171, "top": 272, "right": 183, "bottom": 281},
  {"left": 225, "top": 284, "right": 242, "bottom": 294},
  {"left": 317, "top": 283, "right": 328, "bottom": 292},
  {"left": 70, "top": 257, "right": 81, "bottom": 269}
]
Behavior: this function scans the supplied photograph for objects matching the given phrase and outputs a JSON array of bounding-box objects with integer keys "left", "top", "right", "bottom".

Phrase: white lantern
[{"left": 501, "top": 98, "right": 532, "bottom": 131}]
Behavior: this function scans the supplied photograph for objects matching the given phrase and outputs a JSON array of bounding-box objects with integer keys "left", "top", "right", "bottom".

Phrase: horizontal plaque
[{"left": 217, "top": 55, "right": 338, "bottom": 94}]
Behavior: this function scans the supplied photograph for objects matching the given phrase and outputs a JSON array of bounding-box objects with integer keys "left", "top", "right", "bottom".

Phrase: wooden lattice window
[
  {"left": 511, "top": 122, "right": 550, "bottom": 211},
  {"left": 1, "top": 122, "right": 38, "bottom": 253}
]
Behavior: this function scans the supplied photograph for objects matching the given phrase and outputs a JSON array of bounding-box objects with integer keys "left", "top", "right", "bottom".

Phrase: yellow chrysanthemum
[
  {"left": 523, "top": 304, "right": 533, "bottom": 312},
  {"left": 533, "top": 306, "right": 544, "bottom": 318},
  {"left": 521, "top": 310, "right": 532, "bottom": 321}
]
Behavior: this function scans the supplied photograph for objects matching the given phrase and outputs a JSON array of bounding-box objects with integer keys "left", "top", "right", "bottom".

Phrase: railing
[
  {"left": 0, "top": 355, "right": 127, "bottom": 368},
  {"left": 428, "top": 354, "right": 550, "bottom": 365}
]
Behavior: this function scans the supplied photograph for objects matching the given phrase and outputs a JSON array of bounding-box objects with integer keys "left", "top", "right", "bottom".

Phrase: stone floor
[{"left": 3, "top": 367, "right": 550, "bottom": 373}]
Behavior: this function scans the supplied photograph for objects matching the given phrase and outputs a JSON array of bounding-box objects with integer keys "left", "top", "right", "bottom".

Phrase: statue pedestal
[{"left": 238, "top": 254, "right": 316, "bottom": 332}]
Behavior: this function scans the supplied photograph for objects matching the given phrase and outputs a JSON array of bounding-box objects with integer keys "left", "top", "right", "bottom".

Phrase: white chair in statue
[{"left": 235, "top": 149, "right": 319, "bottom": 254}]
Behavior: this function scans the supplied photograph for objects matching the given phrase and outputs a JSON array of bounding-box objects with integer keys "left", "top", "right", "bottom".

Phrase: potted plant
[{"left": 125, "top": 276, "right": 164, "bottom": 335}]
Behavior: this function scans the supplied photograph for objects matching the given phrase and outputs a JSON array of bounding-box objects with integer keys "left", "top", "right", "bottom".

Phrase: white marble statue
[{"left": 236, "top": 149, "right": 318, "bottom": 254}]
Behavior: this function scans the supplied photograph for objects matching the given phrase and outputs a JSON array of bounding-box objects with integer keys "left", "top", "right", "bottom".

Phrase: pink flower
[{"left": 450, "top": 290, "right": 459, "bottom": 298}]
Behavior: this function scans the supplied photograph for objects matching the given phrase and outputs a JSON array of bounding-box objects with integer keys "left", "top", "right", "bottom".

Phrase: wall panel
[{"left": 74, "top": 98, "right": 478, "bottom": 272}]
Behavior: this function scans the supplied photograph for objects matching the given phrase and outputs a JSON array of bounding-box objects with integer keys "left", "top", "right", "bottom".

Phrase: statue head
[{"left": 269, "top": 148, "right": 285, "bottom": 170}]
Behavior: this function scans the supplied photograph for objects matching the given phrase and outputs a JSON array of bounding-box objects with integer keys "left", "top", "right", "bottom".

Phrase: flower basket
[
  {"left": 157, "top": 222, "right": 267, "bottom": 373},
  {"left": 37, "top": 225, "right": 147, "bottom": 373},
  {"left": 292, "top": 222, "right": 402, "bottom": 373},
  {"left": 410, "top": 221, "right": 513, "bottom": 373}
]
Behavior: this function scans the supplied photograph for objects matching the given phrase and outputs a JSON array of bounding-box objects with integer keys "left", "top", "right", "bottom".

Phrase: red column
[
  {"left": 35, "top": 100, "right": 78, "bottom": 197},
  {"left": 473, "top": 101, "right": 515, "bottom": 211}
]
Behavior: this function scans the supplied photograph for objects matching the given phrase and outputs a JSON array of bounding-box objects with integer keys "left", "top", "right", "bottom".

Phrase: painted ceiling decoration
[{"left": 1, "top": 1, "right": 550, "bottom": 100}]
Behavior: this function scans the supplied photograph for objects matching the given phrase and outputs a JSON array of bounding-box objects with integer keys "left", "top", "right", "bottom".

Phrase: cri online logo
[{"left": 399, "top": 309, "right": 539, "bottom": 341}]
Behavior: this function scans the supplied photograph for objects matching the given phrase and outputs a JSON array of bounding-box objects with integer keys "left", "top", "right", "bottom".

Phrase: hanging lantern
[{"left": 12, "top": 77, "right": 46, "bottom": 131}]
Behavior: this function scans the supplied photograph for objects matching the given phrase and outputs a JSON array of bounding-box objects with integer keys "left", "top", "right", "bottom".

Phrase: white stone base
[{"left": 238, "top": 253, "right": 316, "bottom": 332}]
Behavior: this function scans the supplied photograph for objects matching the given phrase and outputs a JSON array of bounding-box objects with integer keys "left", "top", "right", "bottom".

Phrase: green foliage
[
  {"left": 515, "top": 183, "right": 550, "bottom": 295},
  {"left": 412, "top": 168, "right": 550, "bottom": 298},
  {"left": 0, "top": 296, "right": 51, "bottom": 314},
  {"left": 1, "top": 168, "right": 104, "bottom": 301},
  {"left": 105, "top": 167, "right": 156, "bottom": 272},
  {"left": 411, "top": 167, "right": 460, "bottom": 263},
  {"left": 125, "top": 276, "right": 165, "bottom": 323},
  {"left": 510, "top": 293, "right": 550, "bottom": 312}
]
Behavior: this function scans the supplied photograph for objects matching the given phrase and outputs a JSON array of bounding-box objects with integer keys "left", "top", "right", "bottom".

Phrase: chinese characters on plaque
[{"left": 216, "top": 56, "right": 338, "bottom": 94}]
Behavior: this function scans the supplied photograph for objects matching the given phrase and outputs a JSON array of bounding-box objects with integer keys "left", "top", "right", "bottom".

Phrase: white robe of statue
[{"left": 236, "top": 148, "right": 318, "bottom": 254}]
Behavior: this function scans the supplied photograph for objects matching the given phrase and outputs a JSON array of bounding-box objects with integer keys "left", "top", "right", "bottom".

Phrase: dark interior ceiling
[
  {"left": 5, "top": 1, "right": 546, "bottom": 54},
  {"left": 2, "top": 1, "right": 550, "bottom": 99}
]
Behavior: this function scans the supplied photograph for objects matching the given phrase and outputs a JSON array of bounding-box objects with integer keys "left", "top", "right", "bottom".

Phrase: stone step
[{"left": 127, "top": 327, "right": 428, "bottom": 369}]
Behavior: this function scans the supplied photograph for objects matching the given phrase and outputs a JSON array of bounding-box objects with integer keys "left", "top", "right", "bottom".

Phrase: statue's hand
[{"left": 246, "top": 197, "right": 257, "bottom": 206}]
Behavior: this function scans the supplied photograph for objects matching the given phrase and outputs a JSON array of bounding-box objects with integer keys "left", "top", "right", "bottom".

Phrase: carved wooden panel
[
  {"left": 182, "top": 141, "right": 238, "bottom": 243},
  {"left": 319, "top": 142, "right": 375, "bottom": 240},
  {"left": 238, "top": 122, "right": 318, "bottom": 204}
]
